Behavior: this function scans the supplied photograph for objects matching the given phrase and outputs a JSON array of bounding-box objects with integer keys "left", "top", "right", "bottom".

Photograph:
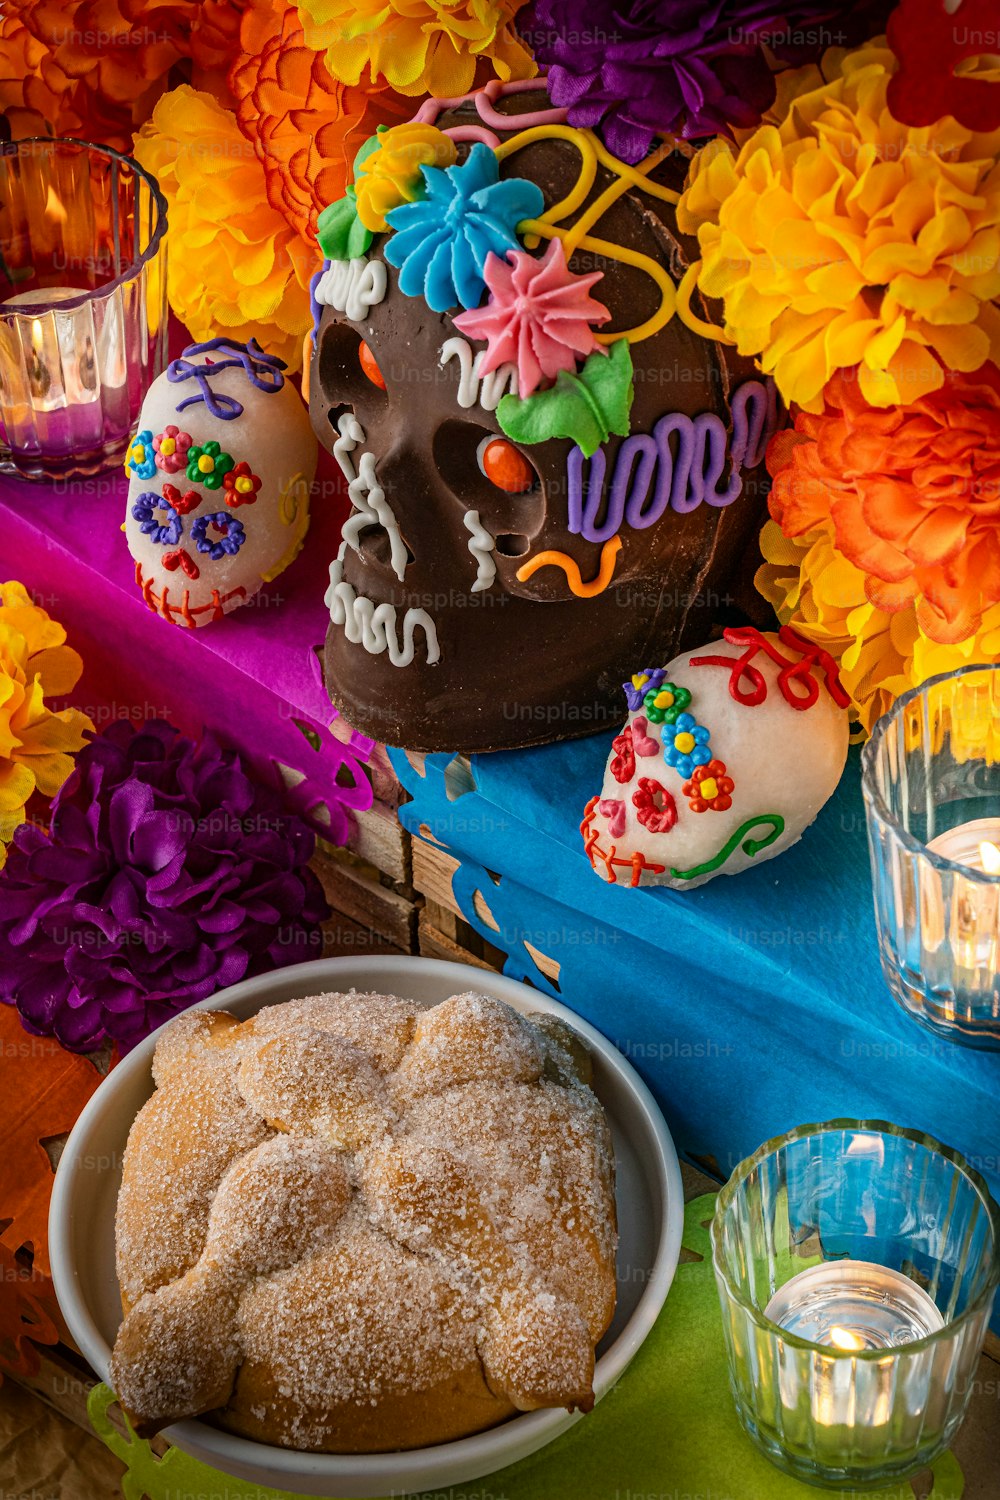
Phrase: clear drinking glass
[
  {"left": 862, "top": 664, "right": 1000, "bottom": 1047},
  {"left": 0, "top": 137, "right": 168, "bottom": 479},
  {"left": 712, "top": 1121, "right": 1000, "bottom": 1489}
]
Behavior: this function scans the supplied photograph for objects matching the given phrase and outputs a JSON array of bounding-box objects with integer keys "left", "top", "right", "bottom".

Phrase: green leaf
[
  {"left": 496, "top": 341, "right": 634, "bottom": 458},
  {"left": 316, "top": 187, "right": 373, "bottom": 262},
  {"left": 352, "top": 129, "right": 385, "bottom": 179}
]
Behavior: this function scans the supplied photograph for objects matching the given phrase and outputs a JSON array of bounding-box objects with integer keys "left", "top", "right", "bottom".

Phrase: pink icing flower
[
  {"left": 153, "top": 425, "right": 193, "bottom": 474},
  {"left": 453, "top": 238, "right": 610, "bottom": 398}
]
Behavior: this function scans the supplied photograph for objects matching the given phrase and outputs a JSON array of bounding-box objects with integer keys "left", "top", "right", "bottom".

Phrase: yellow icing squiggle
[
  {"left": 494, "top": 123, "right": 718, "bottom": 347},
  {"left": 519, "top": 218, "right": 677, "bottom": 346},
  {"left": 516, "top": 535, "right": 622, "bottom": 596}
]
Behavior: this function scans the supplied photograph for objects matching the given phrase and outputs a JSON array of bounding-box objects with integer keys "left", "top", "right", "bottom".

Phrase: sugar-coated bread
[{"left": 110, "top": 990, "right": 617, "bottom": 1451}]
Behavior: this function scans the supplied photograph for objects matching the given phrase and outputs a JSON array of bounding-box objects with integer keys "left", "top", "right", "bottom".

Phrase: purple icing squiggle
[
  {"left": 309, "top": 265, "right": 328, "bottom": 347},
  {"left": 622, "top": 667, "right": 665, "bottom": 712},
  {"left": 568, "top": 377, "right": 778, "bottom": 540},
  {"left": 167, "top": 337, "right": 287, "bottom": 420}
]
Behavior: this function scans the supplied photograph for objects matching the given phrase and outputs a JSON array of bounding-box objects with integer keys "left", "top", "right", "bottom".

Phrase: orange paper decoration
[{"left": 0, "top": 1002, "right": 103, "bottom": 1279}]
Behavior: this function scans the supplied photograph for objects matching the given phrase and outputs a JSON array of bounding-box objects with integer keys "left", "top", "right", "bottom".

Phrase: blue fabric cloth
[{"left": 390, "top": 738, "right": 1000, "bottom": 1247}]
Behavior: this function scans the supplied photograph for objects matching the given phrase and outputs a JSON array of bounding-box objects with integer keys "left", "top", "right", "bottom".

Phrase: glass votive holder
[
  {"left": 712, "top": 1121, "right": 1000, "bottom": 1490},
  {"left": 0, "top": 137, "right": 168, "bottom": 480},
  {"left": 861, "top": 664, "right": 1000, "bottom": 1047}
]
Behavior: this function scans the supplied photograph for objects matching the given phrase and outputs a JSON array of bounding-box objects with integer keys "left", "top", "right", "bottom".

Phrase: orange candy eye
[
  {"left": 478, "top": 437, "right": 534, "bottom": 493},
  {"left": 359, "top": 340, "right": 386, "bottom": 390}
]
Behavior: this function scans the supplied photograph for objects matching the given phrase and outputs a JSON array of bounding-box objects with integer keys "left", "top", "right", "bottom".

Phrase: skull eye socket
[
  {"left": 317, "top": 319, "right": 388, "bottom": 409},
  {"left": 476, "top": 436, "right": 534, "bottom": 493},
  {"left": 359, "top": 340, "right": 386, "bottom": 390}
]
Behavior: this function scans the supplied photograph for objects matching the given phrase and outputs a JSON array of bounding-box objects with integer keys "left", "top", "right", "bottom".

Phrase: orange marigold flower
[
  {"left": 0, "top": 581, "right": 92, "bottom": 866},
  {"left": 0, "top": 8, "right": 134, "bottom": 148},
  {"left": 678, "top": 40, "right": 1000, "bottom": 412},
  {"left": 299, "top": 0, "right": 536, "bottom": 98},
  {"left": 756, "top": 518, "right": 1000, "bottom": 735},
  {"left": 767, "top": 369, "right": 1000, "bottom": 647},
  {"left": 133, "top": 85, "right": 314, "bottom": 371},
  {"left": 229, "top": 0, "right": 411, "bottom": 244}
]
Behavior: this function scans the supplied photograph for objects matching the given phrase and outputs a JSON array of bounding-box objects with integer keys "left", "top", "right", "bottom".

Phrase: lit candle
[
  {"left": 764, "top": 1261, "right": 945, "bottom": 1349},
  {"left": 924, "top": 817, "right": 1000, "bottom": 982},
  {"left": 764, "top": 1261, "right": 946, "bottom": 1439},
  {"left": 0, "top": 286, "right": 104, "bottom": 458},
  {"left": 926, "top": 817, "right": 1000, "bottom": 873}
]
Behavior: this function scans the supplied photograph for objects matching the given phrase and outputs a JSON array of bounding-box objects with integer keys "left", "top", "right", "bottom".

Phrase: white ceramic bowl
[{"left": 50, "top": 956, "right": 683, "bottom": 1497}]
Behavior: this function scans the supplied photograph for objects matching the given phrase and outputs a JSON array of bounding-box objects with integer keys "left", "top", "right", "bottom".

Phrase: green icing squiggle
[{"left": 669, "top": 813, "right": 785, "bottom": 882}]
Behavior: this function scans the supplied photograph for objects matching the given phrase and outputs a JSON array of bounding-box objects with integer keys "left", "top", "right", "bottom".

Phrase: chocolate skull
[
  {"left": 311, "top": 86, "right": 781, "bottom": 752},
  {"left": 126, "top": 339, "right": 316, "bottom": 627}
]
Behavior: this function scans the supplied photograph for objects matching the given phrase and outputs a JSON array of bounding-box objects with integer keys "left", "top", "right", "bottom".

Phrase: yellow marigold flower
[
  {"left": 355, "top": 123, "right": 458, "bottom": 232},
  {"left": 756, "top": 520, "right": 1000, "bottom": 734},
  {"left": 0, "top": 581, "right": 92, "bottom": 865},
  {"left": 133, "top": 86, "right": 314, "bottom": 371},
  {"left": 299, "top": 0, "right": 536, "bottom": 98},
  {"left": 678, "top": 41, "right": 1000, "bottom": 412}
]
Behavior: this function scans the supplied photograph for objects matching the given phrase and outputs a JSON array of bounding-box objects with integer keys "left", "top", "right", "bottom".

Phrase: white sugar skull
[
  {"left": 124, "top": 338, "right": 317, "bottom": 626},
  {"left": 584, "top": 629, "right": 850, "bottom": 889}
]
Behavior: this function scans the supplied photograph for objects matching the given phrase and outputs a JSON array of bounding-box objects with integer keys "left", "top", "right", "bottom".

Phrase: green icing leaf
[
  {"left": 352, "top": 129, "right": 385, "bottom": 178},
  {"left": 316, "top": 186, "right": 373, "bottom": 262},
  {"left": 497, "top": 340, "right": 634, "bottom": 458}
]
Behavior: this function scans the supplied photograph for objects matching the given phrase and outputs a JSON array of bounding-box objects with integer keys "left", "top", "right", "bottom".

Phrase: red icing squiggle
[
  {"left": 690, "top": 626, "right": 850, "bottom": 711},
  {"left": 580, "top": 796, "right": 667, "bottom": 886}
]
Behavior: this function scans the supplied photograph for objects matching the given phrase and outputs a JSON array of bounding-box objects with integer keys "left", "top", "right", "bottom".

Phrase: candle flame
[
  {"left": 980, "top": 841, "right": 1000, "bottom": 875},
  {"left": 45, "top": 186, "right": 67, "bottom": 225},
  {"left": 828, "top": 1325, "right": 866, "bottom": 1352}
]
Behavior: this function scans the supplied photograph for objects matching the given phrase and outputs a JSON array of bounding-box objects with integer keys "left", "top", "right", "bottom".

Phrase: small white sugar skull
[
  {"left": 583, "top": 628, "right": 850, "bottom": 889},
  {"left": 124, "top": 338, "right": 317, "bottom": 626}
]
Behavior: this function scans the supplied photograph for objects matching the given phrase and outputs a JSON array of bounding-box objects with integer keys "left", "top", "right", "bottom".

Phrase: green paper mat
[{"left": 88, "top": 1195, "right": 964, "bottom": 1500}]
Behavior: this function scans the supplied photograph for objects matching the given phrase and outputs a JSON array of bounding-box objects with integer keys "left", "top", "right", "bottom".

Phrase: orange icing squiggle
[{"left": 515, "top": 535, "right": 622, "bottom": 596}]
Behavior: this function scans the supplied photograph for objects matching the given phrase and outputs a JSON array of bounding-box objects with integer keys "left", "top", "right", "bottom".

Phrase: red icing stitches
[
  {"left": 690, "top": 625, "right": 849, "bottom": 711},
  {"left": 580, "top": 796, "right": 667, "bottom": 887}
]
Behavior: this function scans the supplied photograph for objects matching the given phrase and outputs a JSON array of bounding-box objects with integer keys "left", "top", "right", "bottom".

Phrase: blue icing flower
[
  {"left": 191, "top": 512, "right": 246, "bottom": 560},
  {"left": 662, "top": 712, "right": 712, "bottom": 778},
  {"left": 384, "top": 143, "right": 544, "bottom": 313},
  {"left": 126, "top": 429, "right": 158, "bottom": 480},
  {"left": 132, "top": 491, "right": 181, "bottom": 546}
]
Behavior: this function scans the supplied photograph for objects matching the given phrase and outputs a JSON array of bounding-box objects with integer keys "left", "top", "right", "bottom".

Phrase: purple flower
[
  {"left": 0, "top": 722, "right": 329, "bottom": 1053},
  {"left": 519, "top": 1, "right": 893, "bottom": 159}
]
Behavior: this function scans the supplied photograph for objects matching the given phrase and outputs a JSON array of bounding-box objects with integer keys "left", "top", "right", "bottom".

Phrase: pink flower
[
  {"left": 453, "top": 239, "right": 610, "bottom": 398},
  {"left": 153, "top": 425, "right": 193, "bottom": 474}
]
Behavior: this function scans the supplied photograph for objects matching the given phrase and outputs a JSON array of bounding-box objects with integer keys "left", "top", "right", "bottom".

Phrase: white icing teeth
[
  {"left": 332, "top": 412, "right": 408, "bottom": 583},
  {"left": 440, "top": 335, "right": 518, "bottom": 411},
  {"left": 314, "top": 257, "right": 387, "bottom": 322},
  {"left": 325, "top": 555, "right": 440, "bottom": 668},
  {"left": 463, "top": 510, "right": 496, "bottom": 593}
]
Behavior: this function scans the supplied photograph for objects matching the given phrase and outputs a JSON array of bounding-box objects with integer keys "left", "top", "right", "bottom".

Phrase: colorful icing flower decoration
[
  {"left": 384, "top": 143, "right": 545, "bottom": 313},
  {"left": 186, "top": 441, "right": 235, "bottom": 490},
  {"left": 131, "top": 493, "right": 183, "bottom": 547},
  {"left": 192, "top": 513, "right": 247, "bottom": 560},
  {"left": 663, "top": 713, "right": 711, "bottom": 777},
  {"left": 682, "top": 759, "right": 734, "bottom": 813},
  {"left": 222, "top": 461, "right": 263, "bottom": 509},
  {"left": 354, "top": 122, "right": 457, "bottom": 232},
  {"left": 125, "top": 430, "right": 157, "bottom": 480},
  {"left": 624, "top": 667, "right": 665, "bottom": 713},
  {"left": 643, "top": 681, "right": 691, "bottom": 726},
  {"left": 610, "top": 725, "right": 635, "bottom": 785},
  {"left": 152, "top": 425, "right": 193, "bottom": 474},
  {"left": 632, "top": 777, "right": 678, "bottom": 834},
  {"left": 453, "top": 239, "right": 610, "bottom": 398}
]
